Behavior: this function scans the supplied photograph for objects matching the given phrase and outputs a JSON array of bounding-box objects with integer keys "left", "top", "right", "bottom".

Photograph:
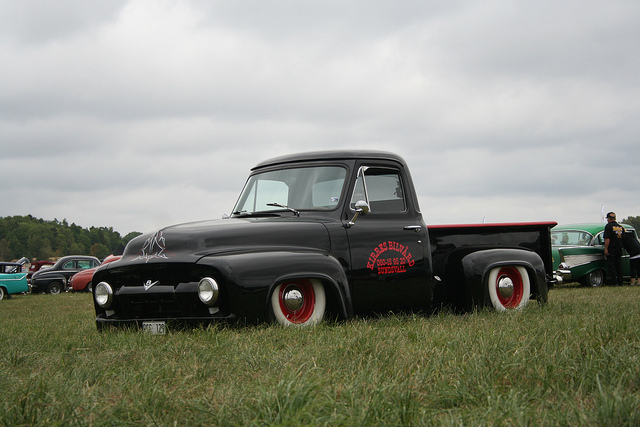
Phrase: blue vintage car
[
  {"left": 552, "top": 223, "right": 639, "bottom": 287},
  {"left": 0, "top": 259, "right": 29, "bottom": 300}
]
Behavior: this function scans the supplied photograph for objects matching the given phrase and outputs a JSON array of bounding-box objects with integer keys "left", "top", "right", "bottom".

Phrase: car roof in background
[{"left": 553, "top": 223, "right": 635, "bottom": 234}]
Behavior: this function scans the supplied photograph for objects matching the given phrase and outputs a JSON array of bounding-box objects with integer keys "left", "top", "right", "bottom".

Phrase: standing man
[{"left": 604, "top": 212, "right": 625, "bottom": 286}]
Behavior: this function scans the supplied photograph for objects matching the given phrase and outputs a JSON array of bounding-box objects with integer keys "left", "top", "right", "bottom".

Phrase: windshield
[
  {"left": 551, "top": 230, "right": 594, "bottom": 246},
  {"left": 232, "top": 166, "right": 347, "bottom": 215}
]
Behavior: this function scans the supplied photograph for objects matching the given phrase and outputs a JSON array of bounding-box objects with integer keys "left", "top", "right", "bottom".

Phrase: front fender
[{"left": 197, "top": 251, "right": 352, "bottom": 321}]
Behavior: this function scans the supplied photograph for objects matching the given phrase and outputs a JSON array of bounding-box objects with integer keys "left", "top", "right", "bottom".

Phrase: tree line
[
  {"left": 0, "top": 215, "right": 142, "bottom": 262},
  {"left": 623, "top": 216, "right": 640, "bottom": 232},
  {"left": 620, "top": 216, "right": 640, "bottom": 235}
]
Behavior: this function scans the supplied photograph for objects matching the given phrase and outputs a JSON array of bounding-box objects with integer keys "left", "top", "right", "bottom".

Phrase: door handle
[{"left": 403, "top": 225, "right": 422, "bottom": 233}]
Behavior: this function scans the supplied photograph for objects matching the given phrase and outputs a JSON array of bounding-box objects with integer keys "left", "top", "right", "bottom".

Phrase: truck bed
[{"left": 428, "top": 221, "right": 557, "bottom": 309}]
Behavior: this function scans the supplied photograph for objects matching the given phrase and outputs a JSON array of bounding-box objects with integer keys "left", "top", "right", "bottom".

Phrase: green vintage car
[
  {"left": 0, "top": 260, "right": 29, "bottom": 300},
  {"left": 552, "top": 223, "right": 638, "bottom": 287}
]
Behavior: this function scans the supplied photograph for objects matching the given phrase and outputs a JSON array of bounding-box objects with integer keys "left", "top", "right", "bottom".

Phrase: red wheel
[
  {"left": 487, "top": 266, "right": 530, "bottom": 311},
  {"left": 270, "top": 279, "right": 326, "bottom": 326}
]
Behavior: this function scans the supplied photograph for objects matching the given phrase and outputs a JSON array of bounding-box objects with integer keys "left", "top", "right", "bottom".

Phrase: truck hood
[{"left": 119, "top": 217, "right": 332, "bottom": 265}]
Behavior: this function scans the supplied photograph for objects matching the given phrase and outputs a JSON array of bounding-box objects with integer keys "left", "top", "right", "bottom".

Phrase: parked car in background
[
  {"left": 0, "top": 259, "right": 29, "bottom": 300},
  {"left": 29, "top": 255, "right": 100, "bottom": 294},
  {"left": 68, "top": 255, "right": 121, "bottom": 292},
  {"left": 27, "top": 260, "right": 55, "bottom": 280},
  {"left": 552, "top": 223, "right": 638, "bottom": 287}
]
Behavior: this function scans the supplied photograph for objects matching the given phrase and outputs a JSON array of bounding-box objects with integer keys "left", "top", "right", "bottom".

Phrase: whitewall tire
[
  {"left": 487, "top": 266, "right": 530, "bottom": 311},
  {"left": 270, "top": 279, "right": 326, "bottom": 326}
]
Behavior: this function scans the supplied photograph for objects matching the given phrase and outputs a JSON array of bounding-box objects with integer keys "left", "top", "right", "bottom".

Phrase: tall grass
[{"left": 1, "top": 285, "right": 639, "bottom": 426}]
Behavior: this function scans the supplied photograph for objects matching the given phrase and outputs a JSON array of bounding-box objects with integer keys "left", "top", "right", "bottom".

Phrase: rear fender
[
  {"left": 198, "top": 251, "right": 351, "bottom": 321},
  {"left": 462, "top": 248, "right": 548, "bottom": 308},
  {"left": 572, "top": 263, "right": 608, "bottom": 282},
  {"left": 556, "top": 247, "right": 607, "bottom": 281},
  {"left": 440, "top": 247, "right": 547, "bottom": 310},
  {"left": 35, "top": 273, "right": 68, "bottom": 288}
]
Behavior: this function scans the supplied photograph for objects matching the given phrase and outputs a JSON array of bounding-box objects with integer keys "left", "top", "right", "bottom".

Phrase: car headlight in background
[
  {"left": 94, "top": 282, "right": 113, "bottom": 308},
  {"left": 198, "top": 277, "right": 219, "bottom": 306}
]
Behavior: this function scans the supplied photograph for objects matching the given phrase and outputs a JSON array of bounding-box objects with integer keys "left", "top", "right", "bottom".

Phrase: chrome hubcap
[
  {"left": 498, "top": 276, "right": 514, "bottom": 299},
  {"left": 283, "top": 288, "right": 303, "bottom": 311}
]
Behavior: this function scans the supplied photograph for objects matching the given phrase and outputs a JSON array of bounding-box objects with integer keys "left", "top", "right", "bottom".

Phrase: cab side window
[{"left": 350, "top": 167, "right": 406, "bottom": 213}]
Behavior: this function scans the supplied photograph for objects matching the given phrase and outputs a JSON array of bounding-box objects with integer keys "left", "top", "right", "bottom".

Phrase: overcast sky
[{"left": 1, "top": 0, "right": 639, "bottom": 235}]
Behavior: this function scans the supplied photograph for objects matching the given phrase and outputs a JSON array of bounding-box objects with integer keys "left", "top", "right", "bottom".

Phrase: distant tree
[
  {"left": 622, "top": 216, "right": 640, "bottom": 232},
  {"left": 70, "top": 242, "right": 85, "bottom": 254},
  {"left": 12, "top": 223, "right": 30, "bottom": 256},
  {"left": 90, "top": 243, "right": 110, "bottom": 260},
  {"left": 9, "top": 236, "right": 27, "bottom": 260},
  {"left": 0, "top": 238, "right": 9, "bottom": 261},
  {"left": 123, "top": 232, "right": 143, "bottom": 244},
  {"left": 28, "top": 235, "right": 53, "bottom": 261}
]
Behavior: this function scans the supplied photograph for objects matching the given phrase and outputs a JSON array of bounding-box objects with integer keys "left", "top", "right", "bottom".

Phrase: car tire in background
[
  {"left": 47, "top": 281, "right": 63, "bottom": 295},
  {"left": 580, "top": 270, "right": 604, "bottom": 287}
]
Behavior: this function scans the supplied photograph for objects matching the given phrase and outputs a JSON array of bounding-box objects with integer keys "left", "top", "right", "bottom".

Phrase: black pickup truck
[{"left": 92, "top": 151, "right": 556, "bottom": 332}]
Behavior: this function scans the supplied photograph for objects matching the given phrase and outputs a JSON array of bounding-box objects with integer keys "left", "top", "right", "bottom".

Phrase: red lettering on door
[{"left": 366, "top": 241, "right": 415, "bottom": 275}]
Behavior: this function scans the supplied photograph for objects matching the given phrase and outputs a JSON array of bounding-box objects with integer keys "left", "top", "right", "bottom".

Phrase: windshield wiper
[
  {"left": 267, "top": 203, "right": 300, "bottom": 217},
  {"left": 231, "top": 210, "right": 280, "bottom": 218}
]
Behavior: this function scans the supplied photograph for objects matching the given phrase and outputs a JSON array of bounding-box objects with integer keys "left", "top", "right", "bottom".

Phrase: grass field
[{"left": 1, "top": 285, "right": 640, "bottom": 426}]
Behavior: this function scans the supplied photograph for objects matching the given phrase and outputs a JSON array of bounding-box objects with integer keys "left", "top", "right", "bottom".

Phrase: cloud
[
  {"left": 1, "top": 0, "right": 639, "bottom": 234},
  {"left": 0, "top": 0, "right": 128, "bottom": 44}
]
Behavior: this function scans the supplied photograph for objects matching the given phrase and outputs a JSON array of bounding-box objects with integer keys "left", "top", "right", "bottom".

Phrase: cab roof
[{"left": 252, "top": 150, "right": 407, "bottom": 170}]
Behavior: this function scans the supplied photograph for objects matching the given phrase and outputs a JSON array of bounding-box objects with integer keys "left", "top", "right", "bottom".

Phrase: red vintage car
[
  {"left": 68, "top": 255, "right": 121, "bottom": 292},
  {"left": 27, "top": 260, "right": 55, "bottom": 280}
]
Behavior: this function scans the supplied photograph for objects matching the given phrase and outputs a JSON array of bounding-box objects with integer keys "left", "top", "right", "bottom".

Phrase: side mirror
[
  {"left": 345, "top": 200, "right": 370, "bottom": 228},
  {"left": 354, "top": 200, "right": 370, "bottom": 215}
]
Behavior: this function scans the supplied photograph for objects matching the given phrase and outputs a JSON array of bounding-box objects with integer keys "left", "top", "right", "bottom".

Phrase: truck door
[{"left": 344, "top": 164, "right": 431, "bottom": 314}]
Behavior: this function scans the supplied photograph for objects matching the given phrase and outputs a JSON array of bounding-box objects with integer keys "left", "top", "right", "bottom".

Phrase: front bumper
[
  {"left": 92, "top": 279, "right": 248, "bottom": 330},
  {"left": 96, "top": 313, "right": 238, "bottom": 331}
]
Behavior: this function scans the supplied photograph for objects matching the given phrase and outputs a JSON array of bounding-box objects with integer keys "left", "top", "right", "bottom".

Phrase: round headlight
[
  {"left": 94, "top": 282, "right": 113, "bottom": 308},
  {"left": 198, "top": 277, "right": 219, "bottom": 306}
]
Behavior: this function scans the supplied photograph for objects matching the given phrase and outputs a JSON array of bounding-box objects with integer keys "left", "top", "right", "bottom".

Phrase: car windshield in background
[
  {"left": 551, "top": 230, "right": 594, "bottom": 246},
  {"left": 232, "top": 166, "right": 347, "bottom": 216}
]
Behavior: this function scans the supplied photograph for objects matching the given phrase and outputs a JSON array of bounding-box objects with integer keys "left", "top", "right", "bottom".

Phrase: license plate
[{"left": 142, "top": 321, "right": 166, "bottom": 335}]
